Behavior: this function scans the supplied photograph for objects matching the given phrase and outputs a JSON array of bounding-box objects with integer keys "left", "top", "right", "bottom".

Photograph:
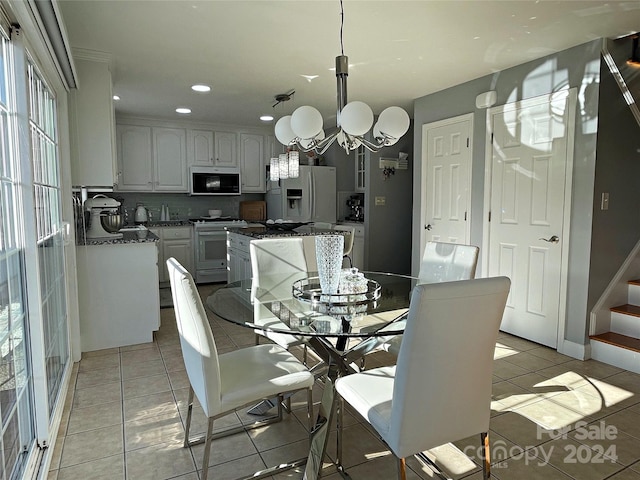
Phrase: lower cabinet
[
  {"left": 227, "top": 232, "right": 251, "bottom": 283},
  {"left": 150, "top": 226, "right": 194, "bottom": 283},
  {"left": 76, "top": 242, "right": 160, "bottom": 351}
]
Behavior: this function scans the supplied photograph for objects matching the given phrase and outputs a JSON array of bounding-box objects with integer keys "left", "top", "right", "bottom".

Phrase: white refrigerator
[{"left": 266, "top": 166, "right": 337, "bottom": 223}]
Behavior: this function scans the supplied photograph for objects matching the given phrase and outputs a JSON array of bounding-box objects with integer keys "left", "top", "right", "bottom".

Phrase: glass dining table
[{"left": 206, "top": 270, "right": 418, "bottom": 480}]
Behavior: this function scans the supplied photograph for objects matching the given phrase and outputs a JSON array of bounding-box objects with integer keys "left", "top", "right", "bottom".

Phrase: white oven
[{"left": 193, "top": 219, "right": 247, "bottom": 283}]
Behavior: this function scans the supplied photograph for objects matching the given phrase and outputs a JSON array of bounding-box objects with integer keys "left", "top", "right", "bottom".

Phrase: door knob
[
  {"left": 425, "top": 224, "right": 432, "bottom": 230},
  {"left": 539, "top": 235, "right": 560, "bottom": 243}
]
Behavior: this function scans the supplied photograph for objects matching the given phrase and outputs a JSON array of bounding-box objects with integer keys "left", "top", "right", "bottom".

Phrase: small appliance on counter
[
  {"left": 346, "top": 195, "right": 364, "bottom": 222},
  {"left": 84, "top": 195, "right": 124, "bottom": 240},
  {"left": 134, "top": 204, "right": 149, "bottom": 224}
]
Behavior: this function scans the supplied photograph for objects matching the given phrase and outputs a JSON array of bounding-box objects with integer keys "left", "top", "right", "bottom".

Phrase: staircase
[{"left": 590, "top": 279, "right": 640, "bottom": 373}]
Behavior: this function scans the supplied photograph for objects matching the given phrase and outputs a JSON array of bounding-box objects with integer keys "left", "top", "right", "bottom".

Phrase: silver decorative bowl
[{"left": 100, "top": 214, "right": 124, "bottom": 233}]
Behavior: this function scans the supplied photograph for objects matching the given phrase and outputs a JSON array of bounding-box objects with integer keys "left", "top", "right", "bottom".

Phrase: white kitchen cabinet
[
  {"left": 153, "top": 127, "right": 188, "bottom": 191},
  {"left": 116, "top": 126, "right": 187, "bottom": 192},
  {"left": 240, "top": 133, "right": 266, "bottom": 193},
  {"left": 76, "top": 242, "right": 160, "bottom": 351},
  {"left": 187, "top": 129, "right": 214, "bottom": 166},
  {"left": 227, "top": 231, "right": 251, "bottom": 283},
  {"left": 187, "top": 129, "right": 239, "bottom": 168},
  {"left": 116, "top": 125, "right": 153, "bottom": 191},
  {"left": 215, "top": 131, "right": 238, "bottom": 168},
  {"left": 69, "top": 52, "right": 116, "bottom": 188},
  {"left": 152, "top": 226, "right": 194, "bottom": 283}
]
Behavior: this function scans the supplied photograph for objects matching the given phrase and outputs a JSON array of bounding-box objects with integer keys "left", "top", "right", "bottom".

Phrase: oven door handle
[{"left": 196, "top": 231, "right": 227, "bottom": 236}]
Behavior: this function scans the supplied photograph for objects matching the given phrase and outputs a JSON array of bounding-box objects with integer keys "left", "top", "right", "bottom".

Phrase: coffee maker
[
  {"left": 346, "top": 195, "right": 364, "bottom": 222},
  {"left": 85, "top": 196, "right": 123, "bottom": 240}
]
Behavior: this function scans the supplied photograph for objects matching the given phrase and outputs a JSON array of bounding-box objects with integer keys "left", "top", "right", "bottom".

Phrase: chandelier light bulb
[
  {"left": 339, "top": 101, "right": 374, "bottom": 136},
  {"left": 275, "top": 116, "right": 296, "bottom": 145},
  {"left": 376, "top": 106, "right": 411, "bottom": 139},
  {"left": 291, "top": 106, "right": 323, "bottom": 139}
]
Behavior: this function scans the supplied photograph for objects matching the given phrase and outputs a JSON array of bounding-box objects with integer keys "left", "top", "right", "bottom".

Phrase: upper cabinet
[
  {"left": 240, "top": 133, "right": 265, "bottom": 193},
  {"left": 214, "top": 131, "right": 238, "bottom": 168},
  {"left": 68, "top": 51, "right": 116, "bottom": 188},
  {"left": 187, "top": 129, "right": 238, "bottom": 168},
  {"left": 116, "top": 125, "right": 187, "bottom": 192}
]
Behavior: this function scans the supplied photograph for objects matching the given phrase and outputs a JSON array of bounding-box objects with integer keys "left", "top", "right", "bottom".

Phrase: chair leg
[
  {"left": 337, "top": 395, "right": 344, "bottom": 467},
  {"left": 481, "top": 431, "right": 491, "bottom": 479},
  {"left": 183, "top": 386, "right": 195, "bottom": 448},
  {"left": 200, "top": 417, "right": 215, "bottom": 480},
  {"left": 396, "top": 457, "right": 407, "bottom": 480},
  {"left": 307, "top": 387, "right": 314, "bottom": 434}
]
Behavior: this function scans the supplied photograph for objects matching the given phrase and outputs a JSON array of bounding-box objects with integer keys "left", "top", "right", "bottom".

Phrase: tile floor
[{"left": 47, "top": 283, "right": 640, "bottom": 480}]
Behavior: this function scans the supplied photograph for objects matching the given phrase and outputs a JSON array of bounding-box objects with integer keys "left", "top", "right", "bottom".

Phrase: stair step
[
  {"left": 590, "top": 332, "right": 640, "bottom": 353},
  {"left": 610, "top": 304, "right": 640, "bottom": 317}
]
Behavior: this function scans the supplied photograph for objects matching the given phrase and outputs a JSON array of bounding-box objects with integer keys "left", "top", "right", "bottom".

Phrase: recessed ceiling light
[
  {"left": 260, "top": 115, "right": 274, "bottom": 122},
  {"left": 176, "top": 107, "right": 191, "bottom": 114},
  {"left": 113, "top": 95, "right": 120, "bottom": 101},
  {"left": 191, "top": 84, "right": 211, "bottom": 93}
]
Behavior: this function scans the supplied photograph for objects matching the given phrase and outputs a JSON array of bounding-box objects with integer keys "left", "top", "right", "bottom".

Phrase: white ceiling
[{"left": 58, "top": 1, "right": 640, "bottom": 129}]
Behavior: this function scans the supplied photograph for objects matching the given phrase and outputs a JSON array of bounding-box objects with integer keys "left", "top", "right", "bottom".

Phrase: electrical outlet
[
  {"left": 601, "top": 192, "right": 609, "bottom": 211},
  {"left": 375, "top": 196, "right": 386, "bottom": 206}
]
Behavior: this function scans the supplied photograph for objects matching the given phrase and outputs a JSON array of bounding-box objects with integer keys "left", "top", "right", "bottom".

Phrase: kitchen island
[
  {"left": 226, "top": 225, "right": 340, "bottom": 283},
  {"left": 76, "top": 230, "right": 161, "bottom": 351}
]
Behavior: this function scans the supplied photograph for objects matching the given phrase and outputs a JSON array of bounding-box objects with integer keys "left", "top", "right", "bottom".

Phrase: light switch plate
[
  {"left": 601, "top": 192, "right": 609, "bottom": 211},
  {"left": 375, "top": 196, "right": 386, "bottom": 206}
]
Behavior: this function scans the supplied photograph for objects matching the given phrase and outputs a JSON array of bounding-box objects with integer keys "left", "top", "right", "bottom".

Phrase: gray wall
[
  {"left": 412, "top": 40, "right": 602, "bottom": 346},
  {"left": 588, "top": 38, "right": 640, "bottom": 313}
]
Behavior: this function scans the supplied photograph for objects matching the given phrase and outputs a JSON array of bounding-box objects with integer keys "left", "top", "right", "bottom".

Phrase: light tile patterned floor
[{"left": 47, "top": 283, "right": 640, "bottom": 479}]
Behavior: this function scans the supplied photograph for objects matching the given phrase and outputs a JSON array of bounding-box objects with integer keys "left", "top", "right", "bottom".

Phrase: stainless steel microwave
[{"left": 189, "top": 166, "right": 241, "bottom": 195}]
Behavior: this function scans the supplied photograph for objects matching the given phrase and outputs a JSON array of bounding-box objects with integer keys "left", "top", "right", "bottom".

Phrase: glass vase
[{"left": 315, "top": 234, "right": 344, "bottom": 294}]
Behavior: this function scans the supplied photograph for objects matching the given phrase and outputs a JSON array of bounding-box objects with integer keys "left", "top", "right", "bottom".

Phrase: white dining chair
[
  {"left": 166, "top": 257, "right": 314, "bottom": 480},
  {"left": 335, "top": 276, "right": 510, "bottom": 480},
  {"left": 333, "top": 224, "right": 355, "bottom": 268},
  {"left": 250, "top": 237, "right": 309, "bottom": 353},
  {"left": 379, "top": 241, "right": 480, "bottom": 357}
]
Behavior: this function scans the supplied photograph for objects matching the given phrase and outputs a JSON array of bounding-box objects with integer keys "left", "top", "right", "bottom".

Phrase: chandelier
[{"left": 274, "top": 1, "right": 410, "bottom": 155}]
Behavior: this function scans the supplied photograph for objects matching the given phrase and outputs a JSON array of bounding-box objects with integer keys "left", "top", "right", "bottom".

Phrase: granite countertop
[
  {"left": 79, "top": 230, "right": 159, "bottom": 246},
  {"left": 228, "top": 225, "right": 343, "bottom": 239}
]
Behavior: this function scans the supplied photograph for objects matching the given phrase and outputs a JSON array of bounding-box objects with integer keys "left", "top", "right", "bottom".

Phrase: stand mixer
[{"left": 85, "top": 196, "right": 123, "bottom": 240}]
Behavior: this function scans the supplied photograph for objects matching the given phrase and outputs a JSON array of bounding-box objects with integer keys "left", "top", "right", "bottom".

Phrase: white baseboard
[{"left": 557, "top": 339, "right": 591, "bottom": 360}]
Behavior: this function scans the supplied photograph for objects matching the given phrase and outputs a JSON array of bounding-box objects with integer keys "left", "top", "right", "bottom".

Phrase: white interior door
[
  {"left": 487, "top": 91, "right": 576, "bottom": 348},
  {"left": 421, "top": 114, "right": 473, "bottom": 257}
]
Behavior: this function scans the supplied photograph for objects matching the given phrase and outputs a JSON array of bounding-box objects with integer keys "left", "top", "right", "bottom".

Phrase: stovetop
[{"left": 191, "top": 218, "right": 247, "bottom": 229}]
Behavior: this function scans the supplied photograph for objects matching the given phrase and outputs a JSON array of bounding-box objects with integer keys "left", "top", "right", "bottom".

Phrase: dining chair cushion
[{"left": 217, "top": 344, "right": 314, "bottom": 411}]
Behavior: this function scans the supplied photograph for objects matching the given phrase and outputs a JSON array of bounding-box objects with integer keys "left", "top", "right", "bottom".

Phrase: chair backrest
[
  {"left": 312, "top": 222, "right": 333, "bottom": 230},
  {"left": 388, "top": 276, "right": 510, "bottom": 458},
  {"left": 250, "top": 237, "right": 308, "bottom": 300},
  {"left": 166, "top": 257, "right": 222, "bottom": 418},
  {"left": 418, "top": 241, "right": 479, "bottom": 284},
  {"left": 333, "top": 225, "right": 355, "bottom": 256}
]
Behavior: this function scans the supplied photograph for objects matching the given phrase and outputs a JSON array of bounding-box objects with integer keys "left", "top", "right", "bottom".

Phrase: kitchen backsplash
[{"left": 97, "top": 192, "right": 264, "bottom": 223}]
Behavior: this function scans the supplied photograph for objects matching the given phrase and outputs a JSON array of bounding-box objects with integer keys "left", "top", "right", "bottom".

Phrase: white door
[
  {"left": 487, "top": 90, "right": 576, "bottom": 348},
  {"left": 421, "top": 114, "right": 473, "bottom": 256}
]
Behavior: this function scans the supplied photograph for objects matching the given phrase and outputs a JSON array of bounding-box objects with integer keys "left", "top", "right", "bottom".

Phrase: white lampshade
[
  {"left": 270, "top": 157, "right": 280, "bottom": 181},
  {"left": 376, "top": 106, "right": 410, "bottom": 139},
  {"left": 291, "top": 106, "right": 323, "bottom": 139},
  {"left": 288, "top": 151, "right": 300, "bottom": 178},
  {"left": 278, "top": 153, "right": 289, "bottom": 179},
  {"left": 300, "top": 129, "right": 325, "bottom": 149},
  {"left": 339, "top": 101, "right": 374, "bottom": 136},
  {"left": 275, "top": 116, "right": 296, "bottom": 145}
]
